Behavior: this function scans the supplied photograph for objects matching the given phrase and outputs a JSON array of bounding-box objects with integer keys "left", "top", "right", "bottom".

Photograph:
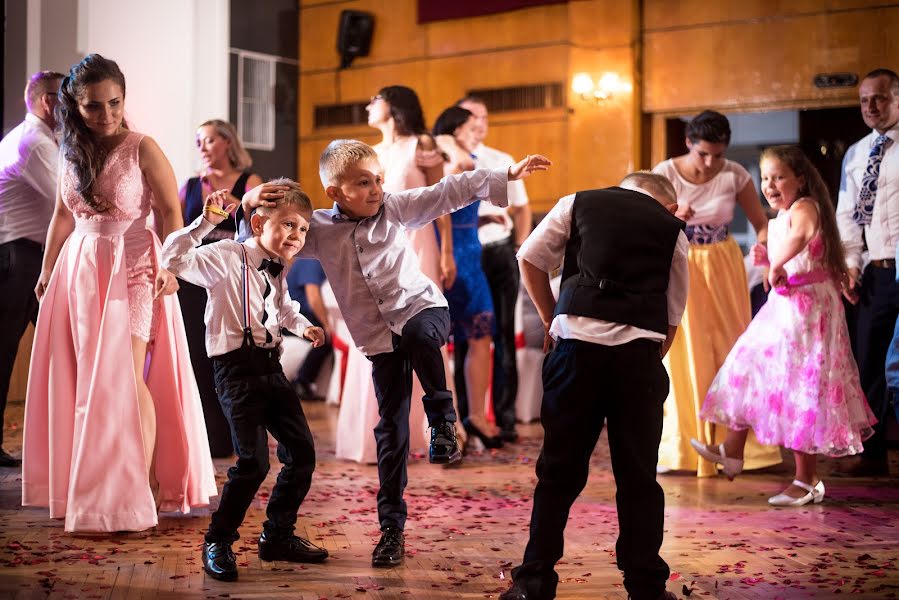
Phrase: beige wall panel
[
  {"left": 644, "top": 0, "right": 897, "bottom": 31},
  {"left": 643, "top": 7, "right": 899, "bottom": 113},
  {"left": 336, "top": 60, "right": 431, "bottom": 106},
  {"left": 301, "top": 0, "right": 427, "bottom": 73},
  {"left": 299, "top": 72, "right": 339, "bottom": 138},
  {"left": 567, "top": 46, "right": 636, "bottom": 192},
  {"left": 569, "top": 0, "right": 634, "bottom": 48},
  {"left": 488, "top": 119, "right": 568, "bottom": 213},
  {"left": 425, "top": 4, "right": 568, "bottom": 56},
  {"left": 420, "top": 45, "right": 570, "bottom": 118}
]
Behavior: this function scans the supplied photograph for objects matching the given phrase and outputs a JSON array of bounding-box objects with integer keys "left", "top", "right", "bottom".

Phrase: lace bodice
[{"left": 62, "top": 131, "right": 152, "bottom": 222}]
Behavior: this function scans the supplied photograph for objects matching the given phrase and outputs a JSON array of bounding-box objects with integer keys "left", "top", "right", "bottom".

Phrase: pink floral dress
[{"left": 700, "top": 203, "right": 876, "bottom": 456}]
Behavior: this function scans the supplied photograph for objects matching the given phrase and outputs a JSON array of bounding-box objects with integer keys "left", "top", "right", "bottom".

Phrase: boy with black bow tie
[{"left": 162, "top": 179, "right": 328, "bottom": 582}]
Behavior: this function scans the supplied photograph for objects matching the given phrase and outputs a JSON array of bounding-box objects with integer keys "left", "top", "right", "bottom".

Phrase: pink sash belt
[{"left": 775, "top": 269, "right": 830, "bottom": 295}]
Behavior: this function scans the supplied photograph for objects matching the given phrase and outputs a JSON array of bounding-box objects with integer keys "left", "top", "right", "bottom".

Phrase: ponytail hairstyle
[
  {"left": 57, "top": 54, "right": 128, "bottom": 211},
  {"left": 759, "top": 145, "right": 848, "bottom": 283}
]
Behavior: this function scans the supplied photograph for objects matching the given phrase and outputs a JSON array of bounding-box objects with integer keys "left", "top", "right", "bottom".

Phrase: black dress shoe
[
  {"left": 0, "top": 449, "right": 21, "bottom": 468},
  {"left": 202, "top": 541, "right": 237, "bottom": 581},
  {"left": 498, "top": 429, "right": 519, "bottom": 443},
  {"left": 371, "top": 527, "right": 404, "bottom": 567},
  {"left": 429, "top": 421, "right": 462, "bottom": 464},
  {"left": 499, "top": 582, "right": 530, "bottom": 600},
  {"left": 258, "top": 531, "right": 329, "bottom": 563},
  {"left": 830, "top": 456, "right": 890, "bottom": 478}
]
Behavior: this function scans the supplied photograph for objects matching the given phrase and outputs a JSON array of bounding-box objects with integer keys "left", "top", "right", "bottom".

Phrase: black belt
[{"left": 870, "top": 259, "right": 896, "bottom": 269}]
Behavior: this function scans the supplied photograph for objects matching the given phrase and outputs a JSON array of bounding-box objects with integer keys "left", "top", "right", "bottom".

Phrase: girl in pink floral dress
[{"left": 692, "top": 145, "right": 876, "bottom": 506}]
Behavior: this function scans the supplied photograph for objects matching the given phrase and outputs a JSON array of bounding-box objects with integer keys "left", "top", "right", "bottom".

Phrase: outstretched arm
[{"left": 390, "top": 154, "right": 551, "bottom": 229}]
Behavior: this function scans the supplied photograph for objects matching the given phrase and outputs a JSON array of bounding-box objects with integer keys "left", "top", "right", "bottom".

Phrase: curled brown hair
[
  {"left": 759, "top": 145, "right": 848, "bottom": 283},
  {"left": 57, "top": 54, "right": 128, "bottom": 212}
]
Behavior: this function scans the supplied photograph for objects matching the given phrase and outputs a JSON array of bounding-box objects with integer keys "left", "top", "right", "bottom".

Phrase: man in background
[
  {"left": 454, "top": 95, "right": 532, "bottom": 442},
  {"left": 0, "top": 70, "right": 64, "bottom": 467}
]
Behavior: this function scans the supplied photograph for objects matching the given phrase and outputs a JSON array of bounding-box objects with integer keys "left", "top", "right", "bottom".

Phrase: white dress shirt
[
  {"left": 298, "top": 167, "right": 509, "bottom": 356},
  {"left": 161, "top": 219, "right": 312, "bottom": 357},
  {"left": 517, "top": 190, "right": 689, "bottom": 345},
  {"left": 0, "top": 113, "right": 58, "bottom": 245},
  {"left": 472, "top": 143, "right": 529, "bottom": 245},
  {"left": 837, "top": 122, "right": 899, "bottom": 270}
]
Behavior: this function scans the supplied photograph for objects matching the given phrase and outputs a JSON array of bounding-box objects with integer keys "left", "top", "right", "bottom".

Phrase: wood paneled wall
[
  {"left": 298, "top": 0, "right": 639, "bottom": 213},
  {"left": 643, "top": 0, "right": 899, "bottom": 115}
]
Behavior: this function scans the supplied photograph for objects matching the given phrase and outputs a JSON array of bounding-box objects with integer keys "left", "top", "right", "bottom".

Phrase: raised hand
[
  {"left": 203, "top": 189, "right": 238, "bottom": 226},
  {"left": 508, "top": 154, "right": 552, "bottom": 181}
]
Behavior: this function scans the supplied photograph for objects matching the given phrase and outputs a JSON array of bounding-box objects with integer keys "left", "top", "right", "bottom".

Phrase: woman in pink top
[{"left": 23, "top": 54, "right": 216, "bottom": 532}]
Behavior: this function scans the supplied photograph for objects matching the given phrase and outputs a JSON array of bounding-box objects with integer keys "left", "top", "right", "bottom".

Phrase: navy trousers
[
  {"left": 512, "top": 338, "right": 670, "bottom": 600},
  {"left": 369, "top": 307, "right": 455, "bottom": 531},
  {"left": 206, "top": 346, "right": 316, "bottom": 544}
]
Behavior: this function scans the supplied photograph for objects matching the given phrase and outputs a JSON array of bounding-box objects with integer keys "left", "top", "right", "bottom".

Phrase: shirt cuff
[{"left": 484, "top": 168, "right": 510, "bottom": 208}]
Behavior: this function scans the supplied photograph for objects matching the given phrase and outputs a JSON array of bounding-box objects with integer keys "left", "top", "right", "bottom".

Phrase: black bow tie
[{"left": 258, "top": 258, "right": 283, "bottom": 277}]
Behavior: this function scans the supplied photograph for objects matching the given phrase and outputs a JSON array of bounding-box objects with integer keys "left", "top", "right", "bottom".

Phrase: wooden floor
[{"left": 1, "top": 399, "right": 898, "bottom": 600}]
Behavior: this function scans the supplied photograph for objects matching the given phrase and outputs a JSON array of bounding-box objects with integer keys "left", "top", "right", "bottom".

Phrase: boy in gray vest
[{"left": 499, "top": 172, "right": 687, "bottom": 600}]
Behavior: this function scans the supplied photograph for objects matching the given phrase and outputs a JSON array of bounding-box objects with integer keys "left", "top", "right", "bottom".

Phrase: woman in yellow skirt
[{"left": 653, "top": 110, "right": 782, "bottom": 477}]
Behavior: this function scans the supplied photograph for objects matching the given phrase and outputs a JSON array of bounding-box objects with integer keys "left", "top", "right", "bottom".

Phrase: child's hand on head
[
  {"left": 303, "top": 326, "right": 326, "bottom": 348},
  {"left": 509, "top": 154, "right": 552, "bottom": 181},
  {"left": 203, "top": 189, "right": 237, "bottom": 225},
  {"left": 242, "top": 183, "right": 289, "bottom": 217}
]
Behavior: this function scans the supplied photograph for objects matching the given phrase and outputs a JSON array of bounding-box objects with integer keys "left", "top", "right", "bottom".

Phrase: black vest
[{"left": 554, "top": 187, "right": 685, "bottom": 334}]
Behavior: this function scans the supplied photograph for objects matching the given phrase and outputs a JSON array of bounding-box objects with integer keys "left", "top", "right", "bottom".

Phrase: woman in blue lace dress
[{"left": 433, "top": 106, "right": 502, "bottom": 450}]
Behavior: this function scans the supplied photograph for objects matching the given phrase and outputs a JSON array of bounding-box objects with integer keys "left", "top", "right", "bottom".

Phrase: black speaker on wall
[{"left": 337, "top": 10, "right": 374, "bottom": 69}]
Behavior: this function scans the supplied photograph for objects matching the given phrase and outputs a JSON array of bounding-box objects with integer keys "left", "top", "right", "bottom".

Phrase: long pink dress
[
  {"left": 22, "top": 131, "right": 218, "bottom": 532},
  {"left": 701, "top": 205, "right": 876, "bottom": 456},
  {"left": 335, "top": 136, "right": 444, "bottom": 463}
]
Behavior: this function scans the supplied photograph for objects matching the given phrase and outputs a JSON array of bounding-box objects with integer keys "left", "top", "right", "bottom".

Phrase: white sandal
[
  {"left": 767, "top": 479, "right": 825, "bottom": 506},
  {"left": 689, "top": 438, "right": 743, "bottom": 480}
]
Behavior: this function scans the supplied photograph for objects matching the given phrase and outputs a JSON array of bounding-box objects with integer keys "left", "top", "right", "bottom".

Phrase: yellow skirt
[{"left": 659, "top": 236, "right": 782, "bottom": 477}]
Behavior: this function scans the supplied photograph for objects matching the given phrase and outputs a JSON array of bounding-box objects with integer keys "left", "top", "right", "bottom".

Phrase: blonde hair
[
  {"left": 759, "top": 145, "right": 848, "bottom": 283},
  {"left": 319, "top": 139, "right": 378, "bottom": 187},
  {"left": 254, "top": 177, "right": 313, "bottom": 218},
  {"left": 620, "top": 171, "right": 678, "bottom": 205},
  {"left": 198, "top": 119, "right": 253, "bottom": 170}
]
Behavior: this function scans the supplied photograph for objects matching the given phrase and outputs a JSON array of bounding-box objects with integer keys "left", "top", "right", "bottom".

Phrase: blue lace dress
[{"left": 444, "top": 202, "right": 496, "bottom": 340}]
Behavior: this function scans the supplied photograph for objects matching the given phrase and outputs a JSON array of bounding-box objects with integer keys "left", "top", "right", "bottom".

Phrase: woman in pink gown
[
  {"left": 22, "top": 54, "right": 217, "bottom": 532},
  {"left": 335, "top": 85, "right": 457, "bottom": 463}
]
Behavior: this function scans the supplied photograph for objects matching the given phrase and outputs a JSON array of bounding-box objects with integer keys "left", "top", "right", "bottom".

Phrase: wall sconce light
[{"left": 571, "top": 72, "right": 631, "bottom": 103}]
